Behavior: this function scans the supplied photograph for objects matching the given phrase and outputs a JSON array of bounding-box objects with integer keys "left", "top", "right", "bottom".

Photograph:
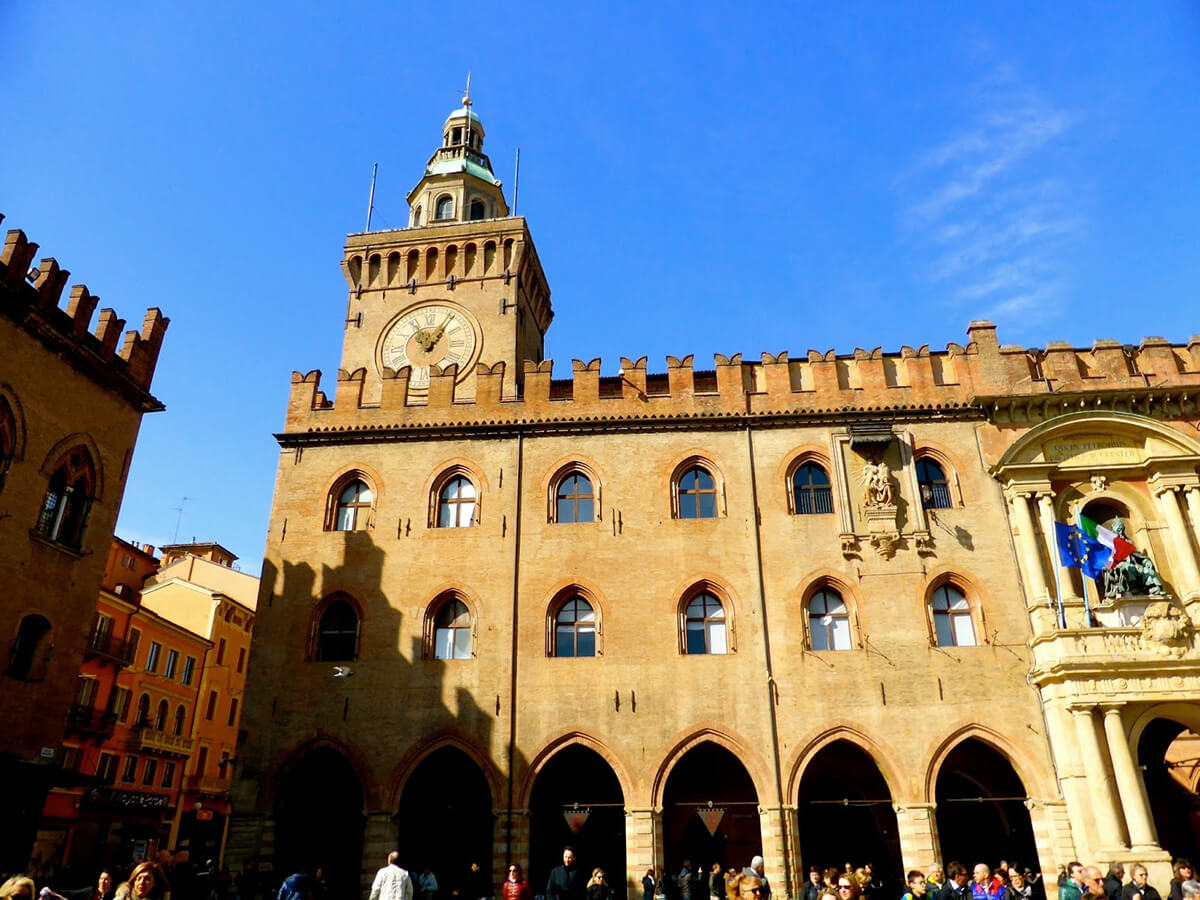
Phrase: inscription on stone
[{"left": 1045, "top": 437, "right": 1140, "bottom": 465}]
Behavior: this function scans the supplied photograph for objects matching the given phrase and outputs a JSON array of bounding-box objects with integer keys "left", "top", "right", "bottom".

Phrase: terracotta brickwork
[
  {"left": 230, "top": 105, "right": 1200, "bottom": 900},
  {"left": 0, "top": 215, "right": 167, "bottom": 874}
]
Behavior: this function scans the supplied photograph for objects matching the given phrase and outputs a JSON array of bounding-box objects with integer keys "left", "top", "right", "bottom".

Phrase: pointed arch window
[
  {"left": 435, "top": 195, "right": 455, "bottom": 221},
  {"left": 314, "top": 596, "right": 360, "bottom": 662},
  {"left": 331, "top": 478, "right": 373, "bottom": 531},
  {"left": 931, "top": 584, "right": 976, "bottom": 647},
  {"left": 432, "top": 598, "right": 472, "bottom": 659},
  {"left": 437, "top": 475, "right": 477, "bottom": 528},
  {"left": 173, "top": 704, "right": 187, "bottom": 736},
  {"left": 554, "top": 597, "right": 596, "bottom": 658},
  {"left": 135, "top": 693, "right": 151, "bottom": 727},
  {"left": 6, "top": 614, "right": 52, "bottom": 680},
  {"left": 0, "top": 396, "right": 15, "bottom": 492},
  {"left": 36, "top": 447, "right": 95, "bottom": 550},
  {"left": 808, "top": 589, "right": 852, "bottom": 651},
  {"left": 684, "top": 592, "right": 727, "bottom": 655},
  {"left": 916, "top": 458, "right": 952, "bottom": 509},
  {"left": 555, "top": 471, "right": 595, "bottom": 523},
  {"left": 791, "top": 463, "right": 833, "bottom": 515},
  {"left": 677, "top": 466, "right": 718, "bottom": 519}
]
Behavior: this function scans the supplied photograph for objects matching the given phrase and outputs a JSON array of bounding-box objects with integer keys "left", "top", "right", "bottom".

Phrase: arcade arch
[
  {"left": 527, "top": 743, "right": 626, "bottom": 895},
  {"left": 1138, "top": 716, "right": 1200, "bottom": 863},
  {"left": 795, "top": 739, "right": 901, "bottom": 885},
  {"left": 932, "top": 737, "right": 1040, "bottom": 872},
  {"left": 660, "top": 740, "right": 762, "bottom": 882},
  {"left": 274, "top": 746, "right": 365, "bottom": 900},
  {"left": 395, "top": 745, "right": 494, "bottom": 885}
]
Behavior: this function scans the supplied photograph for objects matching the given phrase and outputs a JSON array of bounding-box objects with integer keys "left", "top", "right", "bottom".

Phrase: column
[
  {"left": 499, "top": 809, "right": 530, "bottom": 870},
  {"left": 1100, "top": 707, "right": 1158, "bottom": 851},
  {"left": 1152, "top": 487, "right": 1200, "bottom": 596},
  {"left": 893, "top": 803, "right": 939, "bottom": 873},
  {"left": 1037, "top": 494, "right": 1080, "bottom": 612},
  {"left": 758, "top": 805, "right": 790, "bottom": 900},
  {"left": 361, "top": 812, "right": 396, "bottom": 895},
  {"left": 1009, "top": 491, "right": 1050, "bottom": 610},
  {"left": 625, "top": 807, "right": 660, "bottom": 900},
  {"left": 1069, "top": 706, "right": 1129, "bottom": 851},
  {"left": 1185, "top": 488, "right": 1200, "bottom": 549}
]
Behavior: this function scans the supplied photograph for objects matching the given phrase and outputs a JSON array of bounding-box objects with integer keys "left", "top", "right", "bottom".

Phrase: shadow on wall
[{"left": 244, "top": 530, "right": 530, "bottom": 900}]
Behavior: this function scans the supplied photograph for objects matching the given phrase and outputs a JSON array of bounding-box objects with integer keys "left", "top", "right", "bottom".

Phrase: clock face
[{"left": 378, "top": 302, "right": 481, "bottom": 393}]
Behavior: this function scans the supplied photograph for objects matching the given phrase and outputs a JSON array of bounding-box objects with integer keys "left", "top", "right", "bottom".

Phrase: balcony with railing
[
  {"left": 65, "top": 704, "right": 118, "bottom": 739},
  {"left": 1029, "top": 595, "right": 1199, "bottom": 687},
  {"left": 185, "top": 774, "right": 230, "bottom": 795},
  {"left": 135, "top": 726, "right": 193, "bottom": 757},
  {"left": 84, "top": 629, "right": 134, "bottom": 666}
]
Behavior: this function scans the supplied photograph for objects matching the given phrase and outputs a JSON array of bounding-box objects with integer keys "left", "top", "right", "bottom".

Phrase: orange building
[
  {"left": 144, "top": 542, "right": 258, "bottom": 864},
  {"left": 40, "top": 538, "right": 210, "bottom": 877}
]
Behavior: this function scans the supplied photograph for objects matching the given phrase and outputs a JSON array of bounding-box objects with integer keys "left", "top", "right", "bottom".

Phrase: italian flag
[{"left": 1078, "top": 513, "right": 1136, "bottom": 568}]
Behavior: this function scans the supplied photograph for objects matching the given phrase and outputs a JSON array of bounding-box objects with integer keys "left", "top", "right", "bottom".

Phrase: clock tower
[{"left": 338, "top": 96, "right": 552, "bottom": 402}]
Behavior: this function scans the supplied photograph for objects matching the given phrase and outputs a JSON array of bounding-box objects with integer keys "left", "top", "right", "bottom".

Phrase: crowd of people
[
  {"left": 0, "top": 851, "right": 285, "bottom": 900},
  {"left": 6, "top": 852, "right": 1199, "bottom": 900}
]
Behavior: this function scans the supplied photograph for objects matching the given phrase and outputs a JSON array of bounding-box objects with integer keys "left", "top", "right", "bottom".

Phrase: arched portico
[
  {"left": 932, "top": 737, "right": 1041, "bottom": 872},
  {"left": 395, "top": 745, "right": 495, "bottom": 892},
  {"left": 660, "top": 740, "right": 762, "bottom": 885},
  {"left": 795, "top": 738, "right": 902, "bottom": 887},
  {"left": 527, "top": 741, "right": 626, "bottom": 897},
  {"left": 274, "top": 745, "right": 366, "bottom": 900}
]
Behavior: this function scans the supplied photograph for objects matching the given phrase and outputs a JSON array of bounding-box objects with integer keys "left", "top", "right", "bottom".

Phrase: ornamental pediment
[{"left": 993, "top": 410, "right": 1200, "bottom": 475}]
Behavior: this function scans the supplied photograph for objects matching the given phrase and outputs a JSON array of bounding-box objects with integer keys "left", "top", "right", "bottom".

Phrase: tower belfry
[
  {"left": 337, "top": 92, "right": 551, "bottom": 402},
  {"left": 407, "top": 91, "right": 509, "bottom": 227}
]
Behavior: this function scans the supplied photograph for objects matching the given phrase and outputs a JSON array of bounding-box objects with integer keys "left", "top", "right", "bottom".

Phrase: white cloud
[{"left": 896, "top": 68, "right": 1083, "bottom": 321}]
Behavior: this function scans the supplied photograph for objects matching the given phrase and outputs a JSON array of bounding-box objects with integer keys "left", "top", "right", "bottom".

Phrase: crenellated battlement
[
  {"left": 1, "top": 219, "right": 168, "bottom": 404},
  {"left": 280, "top": 321, "right": 1200, "bottom": 434},
  {"left": 341, "top": 217, "right": 552, "bottom": 335}
]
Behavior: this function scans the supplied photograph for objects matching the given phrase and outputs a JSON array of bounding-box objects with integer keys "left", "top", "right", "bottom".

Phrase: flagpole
[
  {"left": 1051, "top": 542, "right": 1067, "bottom": 629},
  {"left": 1074, "top": 502, "right": 1094, "bottom": 628}
]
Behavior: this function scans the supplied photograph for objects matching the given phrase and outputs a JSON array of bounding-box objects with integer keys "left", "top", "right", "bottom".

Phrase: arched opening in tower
[
  {"left": 529, "top": 745, "right": 626, "bottom": 897},
  {"left": 934, "top": 738, "right": 1040, "bottom": 873},
  {"left": 797, "top": 740, "right": 901, "bottom": 889},
  {"left": 274, "top": 746, "right": 365, "bottom": 900},
  {"left": 661, "top": 741, "right": 762, "bottom": 895},
  {"left": 396, "top": 746, "right": 495, "bottom": 896}
]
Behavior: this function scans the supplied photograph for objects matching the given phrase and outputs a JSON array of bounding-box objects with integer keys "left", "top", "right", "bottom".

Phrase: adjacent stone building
[
  {"left": 229, "top": 103, "right": 1200, "bottom": 899},
  {"left": 0, "top": 217, "right": 168, "bottom": 875}
]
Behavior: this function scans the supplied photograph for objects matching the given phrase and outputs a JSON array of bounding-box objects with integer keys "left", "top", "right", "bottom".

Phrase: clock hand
[{"left": 427, "top": 316, "right": 453, "bottom": 348}]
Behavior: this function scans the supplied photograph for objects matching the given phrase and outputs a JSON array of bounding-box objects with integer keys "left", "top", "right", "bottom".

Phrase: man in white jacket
[{"left": 369, "top": 852, "right": 414, "bottom": 900}]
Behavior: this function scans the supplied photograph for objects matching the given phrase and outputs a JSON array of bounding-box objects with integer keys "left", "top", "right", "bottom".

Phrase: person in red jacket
[{"left": 502, "top": 866, "right": 531, "bottom": 900}]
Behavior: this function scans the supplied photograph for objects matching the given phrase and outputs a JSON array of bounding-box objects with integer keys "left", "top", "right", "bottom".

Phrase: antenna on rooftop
[
  {"left": 170, "top": 496, "right": 193, "bottom": 544},
  {"left": 462, "top": 72, "right": 473, "bottom": 152},
  {"left": 512, "top": 147, "right": 520, "bottom": 216},
  {"left": 365, "top": 163, "right": 378, "bottom": 232}
]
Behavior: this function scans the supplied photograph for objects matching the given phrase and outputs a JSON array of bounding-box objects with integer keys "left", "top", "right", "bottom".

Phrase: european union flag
[{"left": 1054, "top": 521, "right": 1113, "bottom": 579}]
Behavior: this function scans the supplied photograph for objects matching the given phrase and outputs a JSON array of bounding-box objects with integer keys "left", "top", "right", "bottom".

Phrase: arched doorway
[
  {"left": 662, "top": 742, "right": 761, "bottom": 888},
  {"left": 797, "top": 741, "right": 901, "bottom": 888},
  {"left": 275, "top": 747, "right": 365, "bottom": 900},
  {"left": 529, "top": 745, "right": 625, "bottom": 895},
  {"left": 1139, "top": 718, "right": 1200, "bottom": 862},
  {"left": 934, "top": 739, "right": 1040, "bottom": 872},
  {"left": 396, "top": 747, "right": 495, "bottom": 894}
]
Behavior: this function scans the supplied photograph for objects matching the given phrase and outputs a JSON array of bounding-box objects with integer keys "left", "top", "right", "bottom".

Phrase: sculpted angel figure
[{"left": 861, "top": 460, "right": 894, "bottom": 507}]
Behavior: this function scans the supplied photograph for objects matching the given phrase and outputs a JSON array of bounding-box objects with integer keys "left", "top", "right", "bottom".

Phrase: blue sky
[{"left": 2, "top": 2, "right": 1198, "bottom": 564}]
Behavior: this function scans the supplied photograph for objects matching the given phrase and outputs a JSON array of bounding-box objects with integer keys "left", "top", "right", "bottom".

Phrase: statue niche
[
  {"left": 1102, "top": 517, "right": 1166, "bottom": 599},
  {"left": 859, "top": 456, "right": 899, "bottom": 558}
]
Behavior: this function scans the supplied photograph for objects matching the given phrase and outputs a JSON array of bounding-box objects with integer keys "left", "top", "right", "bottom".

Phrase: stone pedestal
[{"left": 864, "top": 504, "right": 900, "bottom": 558}]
